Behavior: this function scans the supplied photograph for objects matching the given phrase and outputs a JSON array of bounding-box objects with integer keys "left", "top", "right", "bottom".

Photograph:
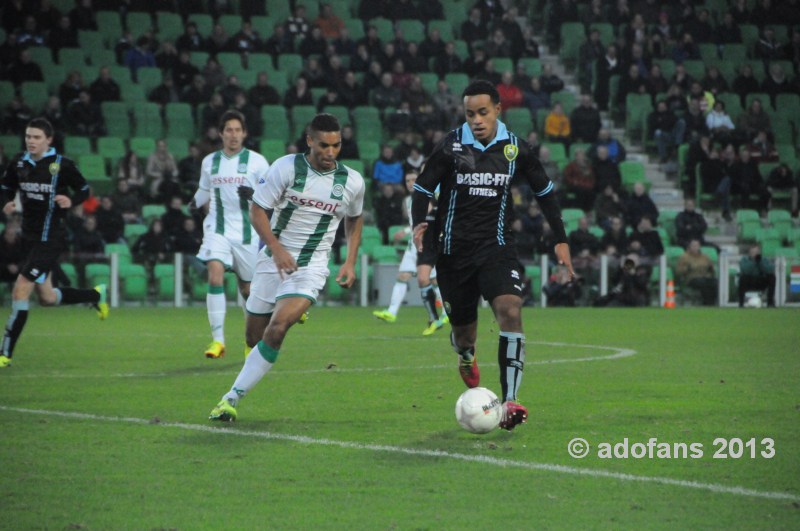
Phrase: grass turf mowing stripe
[{"left": 1, "top": 405, "right": 796, "bottom": 504}]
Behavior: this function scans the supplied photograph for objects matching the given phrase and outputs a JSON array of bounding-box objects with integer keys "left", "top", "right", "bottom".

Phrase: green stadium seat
[
  {"left": 396, "top": 20, "right": 425, "bottom": 43},
  {"left": 44, "top": 65, "right": 67, "bottom": 95},
  {"left": 124, "top": 223, "right": 148, "bottom": 241},
  {"left": 367, "top": 17, "right": 394, "bottom": 42},
  {"left": 97, "top": 136, "right": 127, "bottom": 163},
  {"left": 156, "top": 11, "right": 184, "bottom": 41},
  {"left": 428, "top": 20, "right": 454, "bottom": 42},
  {"left": 60, "top": 262, "right": 79, "bottom": 287},
  {"left": 96, "top": 11, "right": 123, "bottom": 45},
  {"left": 278, "top": 54, "right": 303, "bottom": 82},
  {"left": 120, "top": 263, "right": 148, "bottom": 301},
  {"left": 357, "top": 140, "right": 380, "bottom": 169},
  {"left": 20, "top": 81, "right": 49, "bottom": 111},
  {"left": 130, "top": 136, "right": 157, "bottom": 158},
  {"left": 559, "top": 22, "right": 585, "bottom": 68},
  {"left": 503, "top": 107, "right": 533, "bottom": 137},
  {"left": 165, "top": 137, "right": 189, "bottom": 160},
  {"left": 120, "top": 83, "right": 146, "bottom": 105},
  {"left": 492, "top": 56, "right": 514, "bottom": 75},
  {"left": 551, "top": 91, "right": 576, "bottom": 113},
  {"left": 189, "top": 51, "right": 210, "bottom": 68},
  {"left": 218, "top": 14, "right": 243, "bottom": 35},
  {"left": 542, "top": 142, "right": 567, "bottom": 165},
  {"left": 625, "top": 93, "right": 653, "bottom": 144},
  {"left": 343, "top": 18, "right": 365, "bottom": 40},
  {"left": 132, "top": 103, "right": 164, "bottom": 138},
  {"left": 59, "top": 48, "right": 88, "bottom": 71},
  {"left": 767, "top": 210, "right": 792, "bottom": 240},
  {"left": 79, "top": 31, "right": 105, "bottom": 52},
  {"left": 371, "top": 245, "right": 400, "bottom": 263},
  {"left": 518, "top": 57, "right": 542, "bottom": 77},
  {"left": 28, "top": 47, "right": 55, "bottom": 69},
  {"left": 136, "top": 67, "right": 162, "bottom": 94},
  {"left": 0, "top": 134, "right": 23, "bottom": 154},
  {"left": 224, "top": 271, "right": 239, "bottom": 299},
  {"left": 165, "top": 102, "right": 195, "bottom": 138},
  {"left": 101, "top": 102, "right": 131, "bottom": 139},
  {"left": 444, "top": 73, "right": 469, "bottom": 99},
  {"left": 290, "top": 105, "right": 318, "bottom": 139},
  {"left": 187, "top": 13, "right": 213, "bottom": 36},
  {"left": 80, "top": 154, "right": 113, "bottom": 194},
  {"left": 250, "top": 16, "right": 276, "bottom": 37},
  {"left": 88, "top": 49, "right": 117, "bottom": 69},
  {"left": 340, "top": 159, "right": 364, "bottom": 176},
  {"left": 260, "top": 138, "right": 287, "bottom": 162},
  {"left": 85, "top": 263, "right": 111, "bottom": 287},
  {"left": 0, "top": 80, "right": 14, "bottom": 108},
  {"left": 619, "top": 160, "right": 648, "bottom": 190},
  {"left": 142, "top": 204, "right": 166, "bottom": 222},
  {"left": 352, "top": 106, "right": 382, "bottom": 142},
  {"left": 322, "top": 105, "right": 351, "bottom": 127},
  {"left": 260, "top": 105, "right": 292, "bottom": 143},
  {"left": 125, "top": 12, "right": 154, "bottom": 34},
  {"left": 154, "top": 263, "right": 175, "bottom": 301},
  {"left": 65, "top": 137, "right": 93, "bottom": 157}
]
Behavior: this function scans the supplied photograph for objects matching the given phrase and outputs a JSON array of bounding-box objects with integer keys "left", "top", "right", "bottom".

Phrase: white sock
[
  {"left": 207, "top": 291, "right": 226, "bottom": 343},
  {"left": 387, "top": 281, "right": 408, "bottom": 315},
  {"left": 223, "top": 342, "right": 276, "bottom": 406}
]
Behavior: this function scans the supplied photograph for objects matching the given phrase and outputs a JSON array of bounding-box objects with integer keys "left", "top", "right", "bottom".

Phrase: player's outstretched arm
[
  {"left": 337, "top": 214, "right": 363, "bottom": 287},
  {"left": 412, "top": 222, "right": 428, "bottom": 253},
  {"left": 554, "top": 242, "right": 575, "bottom": 280}
]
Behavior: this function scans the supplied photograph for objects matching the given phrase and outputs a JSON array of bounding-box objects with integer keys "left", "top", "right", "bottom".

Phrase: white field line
[
  {"left": 0, "top": 405, "right": 797, "bottom": 503},
  {"left": 1, "top": 342, "right": 637, "bottom": 379}
]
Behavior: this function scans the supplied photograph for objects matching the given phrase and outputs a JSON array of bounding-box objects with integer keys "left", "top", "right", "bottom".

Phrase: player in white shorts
[
  {"left": 209, "top": 113, "right": 365, "bottom": 421},
  {"left": 193, "top": 110, "right": 269, "bottom": 359},
  {"left": 373, "top": 170, "right": 447, "bottom": 335}
]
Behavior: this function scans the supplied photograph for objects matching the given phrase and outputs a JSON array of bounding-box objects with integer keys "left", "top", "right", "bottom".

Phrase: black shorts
[
  {"left": 417, "top": 226, "right": 438, "bottom": 267},
  {"left": 20, "top": 238, "right": 66, "bottom": 282},
  {"left": 435, "top": 245, "right": 524, "bottom": 326}
]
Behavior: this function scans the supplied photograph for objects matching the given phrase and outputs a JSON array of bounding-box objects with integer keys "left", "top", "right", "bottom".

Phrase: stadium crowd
[{"left": 1, "top": 0, "right": 799, "bottom": 307}]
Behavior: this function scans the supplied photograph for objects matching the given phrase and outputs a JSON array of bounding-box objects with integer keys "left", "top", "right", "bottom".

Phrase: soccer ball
[
  {"left": 744, "top": 293, "right": 763, "bottom": 308},
  {"left": 455, "top": 387, "right": 502, "bottom": 434}
]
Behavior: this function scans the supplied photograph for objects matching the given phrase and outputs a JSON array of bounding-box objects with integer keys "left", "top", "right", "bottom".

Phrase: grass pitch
[{"left": 1, "top": 305, "right": 798, "bottom": 529}]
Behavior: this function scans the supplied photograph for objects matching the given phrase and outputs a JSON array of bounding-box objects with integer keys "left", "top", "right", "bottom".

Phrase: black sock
[
  {"left": 421, "top": 284, "right": 439, "bottom": 322},
  {"left": 58, "top": 287, "right": 100, "bottom": 305},
  {"left": 2, "top": 302, "right": 29, "bottom": 359},
  {"left": 498, "top": 332, "right": 525, "bottom": 401}
]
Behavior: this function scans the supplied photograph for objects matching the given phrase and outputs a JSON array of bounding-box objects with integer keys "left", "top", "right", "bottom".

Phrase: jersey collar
[
  {"left": 22, "top": 147, "right": 56, "bottom": 164},
  {"left": 303, "top": 154, "right": 339, "bottom": 175},
  {"left": 221, "top": 147, "right": 245, "bottom": 159},
  {"left": 459, "top": 120, "right": 509, "bottom": 152}
]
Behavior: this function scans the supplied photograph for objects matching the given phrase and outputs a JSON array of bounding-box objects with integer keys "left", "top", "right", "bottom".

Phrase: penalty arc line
[
  {"left": 0, "top": 406, "right": 797, "bottom": 503},
  {"left": 1, "top": 342, "right": 638, "bottom": 379}
]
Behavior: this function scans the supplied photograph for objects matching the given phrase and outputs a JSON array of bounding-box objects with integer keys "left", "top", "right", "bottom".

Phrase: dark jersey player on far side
[{"left": 411, "top": 79, "right": 575, "bottom": 431}]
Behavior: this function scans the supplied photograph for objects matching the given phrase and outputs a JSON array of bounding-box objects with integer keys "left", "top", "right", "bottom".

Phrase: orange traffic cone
[{"left": 664, "top": 280, "right": 676, "bottom": 309}]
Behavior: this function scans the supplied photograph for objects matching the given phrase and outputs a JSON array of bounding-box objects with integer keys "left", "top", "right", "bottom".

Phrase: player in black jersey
[
  {"left": 411, "top": 80, "right": 575, "bottom": 431},
  {"left": 0, "top": 118, "right": 109, "bottom": 368}
]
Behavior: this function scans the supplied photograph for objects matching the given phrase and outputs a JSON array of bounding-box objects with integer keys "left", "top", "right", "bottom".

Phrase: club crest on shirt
[
  {"left": 237, "top": 163, "right": 247, "bottom": 173},
  {"left": 503, "top": 144, "right": 518, "bottom": 162},
  {"left": 48, "top": 162, "right": 60, "bottom": 175},
  {"left": 330, "top": 183, "right": 344, "bottom": 199}
]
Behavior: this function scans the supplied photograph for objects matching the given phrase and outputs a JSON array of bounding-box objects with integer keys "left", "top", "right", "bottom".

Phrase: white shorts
[
  {"left": 245, "top": 255, "right": 330, "bottom": 315},
  {"left": 398, "top": 245, "right": 437, "bottom": 278},
  {"left": 197, "top": 232, "right": 259, "bottom": 282}
]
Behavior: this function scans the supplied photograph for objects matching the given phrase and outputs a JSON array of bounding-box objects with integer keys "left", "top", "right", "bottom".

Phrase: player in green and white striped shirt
[
  {"left": 209, "top": 113, "right": 365, "bottom": 421},
  {"left": 193, "top": 110, "right": 269, "bottom": 359}
]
